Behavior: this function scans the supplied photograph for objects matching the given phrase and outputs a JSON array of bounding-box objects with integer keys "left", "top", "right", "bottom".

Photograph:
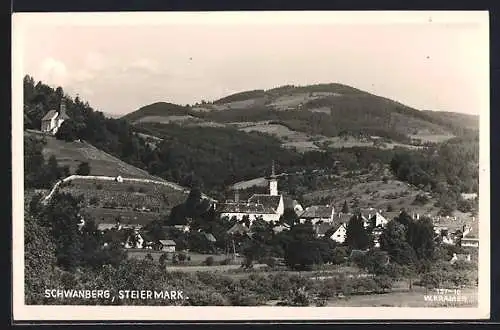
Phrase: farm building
[
  {"left": 219, "top": 163, "right": 284, "bottom": 223},
  {"left": 41, "top": 101, "right": 70, "bottom": 135},
  {"left": 159, "top": 239, "right": 177, "bottom": 252}
]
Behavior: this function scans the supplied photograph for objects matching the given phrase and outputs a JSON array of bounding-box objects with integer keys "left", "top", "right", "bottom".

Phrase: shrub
[
  {"left": 76, "top": 161, "right": 91, "bottom": 176},
  {"left": 159, "top": 253, "right": 169, "bottom": 266},
  {"left": 413, "top": 193, "right": 429, "bottom": 205},
  {"left": 177, "top": 252, "right": 187, "bottom": 263},
  {"left": 96, "top": 184, "right": 103, "bottom": 190},
  {"left": 220, "top": 258, "right": 231, "bottom": 265},
  {"left": 89, "top": 197, "right": 99, "bottom": 206},
  {"left": 332, "top": 247, "right": 348, "bottom": 265},
  {"left": 204, "top": 256, "right": 214, "bottom": 266},
  {"left": 127, "top": 186, "right": 135, "bottom": 192}
]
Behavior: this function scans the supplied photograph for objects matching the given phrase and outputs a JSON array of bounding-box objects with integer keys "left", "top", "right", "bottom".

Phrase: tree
[
  {"left": 379, "top": 220, "right": 416, "bottom": 266},
  {"left": 40, "top": 193, "right": 84, "bottom": 270},
  {"left": 159, "top": 253, "right": 169, "bottom": 267},
  {"left": 332, "top": 246, "right": 348, "bottom": 264},
  {"left": 55, "top": 120, "right": 78, "bottom": 142},
  {"left": 25, "top": 212, "right": 60, "bottom": 304},
  {"left": 345, "top": 214, "right": 370, "bottom": 250},
  {"left": 76, "top": 161, "right": 91, "bottom": 176},
  {"left": 341, "top": 200, "right": 349, "bottom": 214},
  {"left": 284, "top": 223, "right": 322, "bottom": 270},
  {"left": 281, "top": 208, "right": 299, "bottom": 225},
  {"left": 406, "top": 217, "right": 436, "bottom": 262}
]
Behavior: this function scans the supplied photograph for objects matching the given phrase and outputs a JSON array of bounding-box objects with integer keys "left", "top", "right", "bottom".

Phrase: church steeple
[{"left": 269, "top": 160, "right": 278, "bottom": 196}]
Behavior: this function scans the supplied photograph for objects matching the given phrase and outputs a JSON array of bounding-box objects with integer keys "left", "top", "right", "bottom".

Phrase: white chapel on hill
[
  {"left": 219, "top": 162, "right": 284, "bottom": 223},
  {"left": 41, "top": 101, "right": 70, "bottom": 135}
]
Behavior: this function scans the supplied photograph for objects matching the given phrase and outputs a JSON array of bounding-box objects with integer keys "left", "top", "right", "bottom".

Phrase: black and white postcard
[{"left": 12, "top": 11, "right": 490, "bottom": 321}]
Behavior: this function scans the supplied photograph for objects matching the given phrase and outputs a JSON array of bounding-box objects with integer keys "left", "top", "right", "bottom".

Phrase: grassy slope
[
  {"left": 25, "top": 130, "right": 191, "bottom": 225},
  {"left": 25, "top": 129, "right": 160, "bottom": 179}
]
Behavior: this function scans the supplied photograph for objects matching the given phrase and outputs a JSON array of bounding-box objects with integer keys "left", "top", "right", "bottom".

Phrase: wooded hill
[
  {"left": 23, "top": 76, "right": 479, "bottom": 215},
  {"left": 123, "top": 83, "right": 479, "bottom": 143}
]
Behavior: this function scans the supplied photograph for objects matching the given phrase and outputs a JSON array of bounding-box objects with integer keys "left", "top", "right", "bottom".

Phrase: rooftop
[
  {"left": 299, "top": 205, "right": 334, "bottom": 219},
  {"left": 159, "top": 239, "right": 176, "bottom": 245},
  {"left": 248, "top": 194, "right": 282, "bottom": 210},
  {"left": 220, "top": 202, "right": 276, "bottom": 214}
]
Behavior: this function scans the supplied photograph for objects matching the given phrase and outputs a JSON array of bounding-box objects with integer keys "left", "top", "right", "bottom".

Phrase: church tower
[{"left": 269, "top": 161, "right": 278, "bottom": 196}]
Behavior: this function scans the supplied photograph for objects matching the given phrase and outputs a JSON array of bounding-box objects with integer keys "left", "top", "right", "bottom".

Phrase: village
[{"left": 38, "top": 101, "right": 479, "bottom": 269}]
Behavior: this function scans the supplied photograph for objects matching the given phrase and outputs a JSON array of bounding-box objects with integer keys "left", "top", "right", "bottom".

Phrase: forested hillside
[{"left": 23, "top": 76, "right": 479, "bottom": 215}]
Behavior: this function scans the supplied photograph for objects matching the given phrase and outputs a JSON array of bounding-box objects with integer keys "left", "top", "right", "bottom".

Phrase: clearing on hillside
[
  {"left": 25, "top": 130, "right": 159, "bottom": 180},
  {"left": 58, "top": 177, "right": 188, "bottom": 225}
]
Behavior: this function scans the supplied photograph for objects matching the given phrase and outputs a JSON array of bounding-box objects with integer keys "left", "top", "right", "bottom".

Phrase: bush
[
  {"left": 55, "top": 120, "right": 77, "bottom": 142},
  {"left": 89, "top": 197, "right": 99, "bottom": 206},
  {"left": 204, "top": 256, "right": 214, "bottom": 266},
  {"left": 413, "top": 193, "right": 429, "bottom": 205},
  {"left": 220, "top": 258, "right": 231, "bottom": 265},
  {"left": 332, "top": 247, "right": 348, "bottom": 265},
  {"left": 127, "top": 186, "right": 135, "bottom": 192},
  {"left": 76, "top": 162, "right": 91, "bottom": 176},
  {"left": 159, "top": 253, "right": 169, "bottom": 266},
  {"left": 177, "top": 252, "right": 187, "bottom": 263}
]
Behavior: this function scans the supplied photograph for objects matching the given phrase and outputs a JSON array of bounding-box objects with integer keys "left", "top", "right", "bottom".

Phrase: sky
[{"left": 14, "top": 11, "right": 489, "bottom": 116}]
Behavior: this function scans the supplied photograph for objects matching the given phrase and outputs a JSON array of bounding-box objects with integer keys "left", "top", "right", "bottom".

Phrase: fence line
[{"left": 42, "top": 174, "right": 215, "bottom": 203}]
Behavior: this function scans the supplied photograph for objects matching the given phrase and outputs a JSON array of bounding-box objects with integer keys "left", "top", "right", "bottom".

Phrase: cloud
[
  {"left": 38, "top": 57, "right": 69, "bottom": 86},
  {"left": 129, "top": 58, "right": 159, "bottom": 72},
  {"left": 84, "top": 52, "right": 106, "bottom": 71}
]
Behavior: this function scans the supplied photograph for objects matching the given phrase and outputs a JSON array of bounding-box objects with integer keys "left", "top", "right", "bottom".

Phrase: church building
[
  {"left": 41, "top": 101, "right": 70, "bottom": 135},
  {"left": 219, "top": 162, "right": 284, "bottom": 223}
]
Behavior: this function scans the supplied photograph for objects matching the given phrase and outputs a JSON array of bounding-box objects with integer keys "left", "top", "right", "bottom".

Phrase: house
[
  {"left": 299, "top": 205, "right": 335, "bottom": 224},
  {"left": 461, "top": 238, "right": 479, "bottom": 248},
  {"left": 97, "top": 223, "right": 116, "bottom": 232},
  {"left": 124, "top": 229, "right": 144, "bottom": 249},
  {"left": 173, "top": 224, "right": 190, "bottom": 233},
  {"left": 325, "top": 223, "right": 347, "bottom": 244},
  {"left": 369, "top": 212, "right": 389, "bottom": 228},
  {"left": 41, "top": 101, "right": 70, "bottom": 134},
  {"left": 284, "top": 197, "right": 304, "bottom": 215},
  {"left": 159, "top": 239, "right": 177, "bottom": 252},
  {"left": 460, "top": 223, "right": 479, "bottom": 248},
  {"left": 450, "top": 253, "right": 472, "bottom": 264},
  {"left": 461, "top": 193, "right": 478, "bottom": 200},
  {"left": 315, "top": 222, "right": 334, "bottom": 238},
  {"left": 219, "top": 162, "right": 284, "bottom": 223}
]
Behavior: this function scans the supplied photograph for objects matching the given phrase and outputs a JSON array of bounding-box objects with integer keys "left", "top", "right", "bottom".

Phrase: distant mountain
[
  {"left": 121, "top": 83, "right": 478, "bottom": 145},
  {"left": 421, "top": 110, "right": 479, "bottom": 132}
]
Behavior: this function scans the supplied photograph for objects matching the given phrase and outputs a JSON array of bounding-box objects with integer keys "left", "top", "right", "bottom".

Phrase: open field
[
  {"left": 26, "top": 130, "right": 159, "bottom": 179},
  {"left": 84, "top": 207, "right": 161, "bottom": 225},
  {"left": 409, "top": 133, "right": 456, "bottom": 143},
  {"left": 127, "top": 251, "right": 246, "bottom": 266}
]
